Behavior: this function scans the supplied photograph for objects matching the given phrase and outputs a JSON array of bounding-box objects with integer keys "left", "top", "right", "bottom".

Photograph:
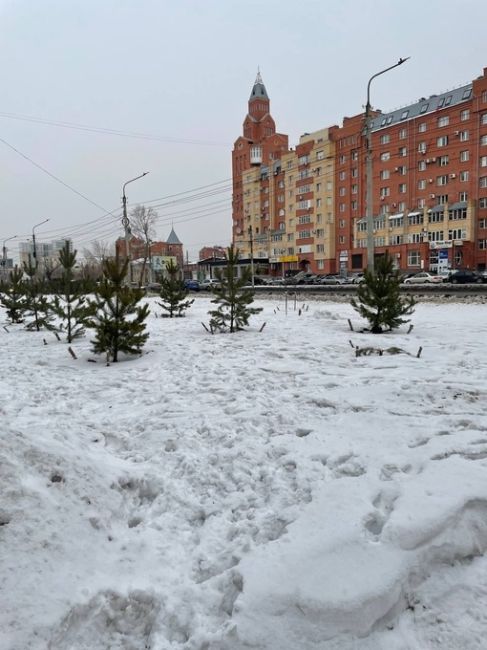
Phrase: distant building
[
  {"left": 115, "top": 227, "right": 184, "bottom": 270},
  {"left": 199, "top": 246, "right": 227, "bottom": 261},
  {"left": 18, "top": 239, "right": 73, "bottom": 270}
]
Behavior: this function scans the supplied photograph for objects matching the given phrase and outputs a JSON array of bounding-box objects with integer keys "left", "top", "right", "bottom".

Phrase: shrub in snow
[
  {"left": 51, "top": 242, "right": 95, "bottom": 343},
  {"left": 87, "top": 255, "right": 150, "bottom": 363},
  {"left": 208, "top": 245, "right": 262, "bottom": 333},
  {"left": 0, "top": 266, "right": 26, "bottom": 323},
  {"left": 157, "top": 259, "right": 194, "bottom": 318},
  {"left": 22, "top": 256, "right": 56, "bottom": 332},
  {"left": 351, "top": 252, "right": 415, "bottom": 334}
]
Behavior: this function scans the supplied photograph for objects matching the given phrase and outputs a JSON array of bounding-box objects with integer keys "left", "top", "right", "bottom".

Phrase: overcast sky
[{"left": 1, "top": 0, "right": 486, "bottom": 261}]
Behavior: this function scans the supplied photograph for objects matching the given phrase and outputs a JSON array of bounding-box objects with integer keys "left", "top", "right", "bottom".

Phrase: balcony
[{"left": 250, "top": 146, "right": 263, "bottom": 165}]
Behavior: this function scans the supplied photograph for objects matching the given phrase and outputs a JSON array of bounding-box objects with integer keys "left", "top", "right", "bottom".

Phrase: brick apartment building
[{"left": 233, "top": 66, "right": 487, "bottom": 275}]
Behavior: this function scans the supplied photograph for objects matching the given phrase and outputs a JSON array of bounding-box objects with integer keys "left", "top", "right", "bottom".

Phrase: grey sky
[{"left": 1, "top": 0, "right": 486, "bottom": 261}]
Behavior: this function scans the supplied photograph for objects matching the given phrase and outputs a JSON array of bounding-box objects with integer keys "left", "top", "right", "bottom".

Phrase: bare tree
[
  {"left": 82, "top": 240, "right": 113, "bottom": 281},
  {"left": 130, "top": 204, "right": 158, "bottom": 286}
]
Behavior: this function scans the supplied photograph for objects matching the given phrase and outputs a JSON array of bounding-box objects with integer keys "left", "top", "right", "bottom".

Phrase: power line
[{"left": 0, "top": 111, "right": 230, "bottom": 147}]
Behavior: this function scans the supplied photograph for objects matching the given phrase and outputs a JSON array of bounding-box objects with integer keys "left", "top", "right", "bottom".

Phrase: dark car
[
  {"left": 446, "top": 269, "right": 481, "bottom": 284},
  {"left": 184, "top": 279, "right": 200, "bottom": 291}
]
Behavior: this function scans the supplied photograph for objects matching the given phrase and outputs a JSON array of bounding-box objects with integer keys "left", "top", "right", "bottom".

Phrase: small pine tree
[
  {"left": 22, "top": 256, "right": 55, "bottom": 331},
  {"left": 157, "top": 259, "right": 194, "bottom": 318},
  {"left": 351, "top": 252, "right": 415, "bottom": 333},
  {"left": 0, "top": 266, "right": 26, "bottom": 323},
  {"left": 51, "top": 242, "right": 95, "bottom": 342},
  {"left": 208, "top": 245, "right": 262, "bottom": 333},
  {"left": 87, "top": 255, "right": 150, "bottom": 363}
]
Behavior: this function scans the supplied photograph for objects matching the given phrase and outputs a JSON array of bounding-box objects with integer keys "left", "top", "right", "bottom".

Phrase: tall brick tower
[{"left": 232, "top": 72, "right": 288, "bottom": 241}]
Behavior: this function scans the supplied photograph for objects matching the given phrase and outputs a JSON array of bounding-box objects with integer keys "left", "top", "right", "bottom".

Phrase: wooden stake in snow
[
  {"left": 201, "top": 322, "right": 210, "bottom": 333},
  {"left": 68, "top": 347, "right": 77, "bottom": 360},
  {"left": 407, "top": 324, "right": 414, "bottom": 334},
  {"left": 43, "top": 339, "right": 48, "bottom": 346},
  {"left": 347, "top": 319, "right": 354, "bottom": 332},
  {"left": 54, "top": 331, "right": 61, "bottom": 341},
  {"left": 259, "top": 322, "right": 266, "bottom": 332},
  {"left": 416, "top": 346, "right": 423, "bottom": 358},
  {"left": 3, "top": 326, "right": 9, "bottom": 333}
]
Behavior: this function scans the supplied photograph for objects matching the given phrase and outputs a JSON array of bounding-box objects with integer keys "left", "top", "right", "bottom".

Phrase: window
[
  {"left": 316, "top": 229, "right": 324, "bottom": 238},
  {"left": 482, "top": 114, "right": 487, "bottom": 126},
  {"left": 460, "top": 150, "right": 470, "bottom": 162},
  {"left": 339, "top": 187, "right": 346, "bottom": 196},
  {"left": 398, "top": 201, "right": 406, "bottom": 211},
  {"left": 428, "top": 230, "right": 444, "bottom": 240},
  {"left": 481, "top": 156, "right": 487, "bottom": 168},
  {"left": 298, "top": 155, "right": 310, "bottom": 165},
  {"left": 418, "top": 142, "right": 427, "bottom": 153},
  {"left": 418, "top": 122, "right": 427, "bottom": 133},
  {"left": 339, "top": 154, "right": 346, "bottom": 164},
  {"left": 389, "top": 235, "right": 403, "bottom": 245},
  {"left": 398, "top": 166, "right": 407, "bottom": 175},
  {"left": 339, "top": 219, "right": 346, "bottom": 228},
  {"left": 399, "top": 183, "right": 407, "bottom": 194},
  {"left": 438, "top": 194, "right": 449, "bottom": 204},
  {"left": 339, "top": 170, "right": 346, "bottom": 181},
  {"left": 316, "top": 244, "right": 325, "bottom": 253},
  {"left": 479, "top": 239, "right": 487, "bottom": 250},
  {"left": 459, "top": 130, "right": 469, "bottom": 141},
  {"left": 339, "top": 236, "right": 346, "bottom": 244},
  {"left": 399, "top": 147, "right": 407, "bottom": 157},
  {"left": 483, "top": 90, "right": 487, "bottom": 103},
  {"left": 460, "top": 171, "right": 469, "bottom": 182},
  {"left": 351, "top": 150, "right": 359, "bottom": 161},
  {"left": 315, "top": 182, "right": 321, "bottom": 192},
  {"left": 386, "top": 116, "right": 393, "bottom": 125},
  {"left": 420, "top": 103, "right": 429, "bottom": 114},
  {"left": 408, "top": 213, "right": 424, "bottom": 225},
  {"left": 399, "top": 128, "right": 407, "bottom": 139},
  {"left": 316, "top": 198, "right": 322, "bottom": 207},
  {"left": 418, "top": 179, "right": 427, "bottom": 190},
  {"left": 480, "top": 177, "right": 487, "bottom": 188},
  {"left": 438, "top": 116, "right": 449, "bottom": 127},
  {"left": 298, "top": 230, "right": 311, "bottom": 239},
  {"left": 462, "top": 89, "right": 472, "bottom": 100},
  {"left": 437, "top": 136, "right": 448, "bottom": 147},
  {"left": 418, "top": 198, "right": 426, "bottom": 208},
  {"left": 351, "top": 184, "right": 358, "bottom": 194},
  {"left": 480, "top": 217, "right": 487, "bottom": 227},
  {"left": 429, "top": 212, "right": 444, "bottom": 223},
  {"left": 380, "top": 187, "right": 390, "bottom": 197},
  {"left": 481, "top": 135, "right": 487, "bottom": 146},
  {"left": 438, "top": 98, "right": 445, "bottom": 108},
  {"left": 380, "top": 152, "right": 391, "bottom": 161},
  {"left": 460, "top": 109, "right": 470, "bottom": 121},
  {"left": 408, "top": 251, "right": 421, "bottom": 266},
  {"left": 380, "top": 134, "right": 390, "bottom": 144},
  {"left": 298, "top": 214, "right": 311, "bottom": 224},
  {"left": 339, "top": 203, "right": 346, "bottom": 212},
  {"left": 439, "top": 155, "right": 449, "bottom": 166},
  {"left": 480, "top": 198, "right": 487, "bottom": 209},
  {"left": 400, "top": 110, "right": 409, "bottom": 120},
  {"left": 459, "top": 191, "right": 468, "bottom": 202},
  {"left": 380, "top": 169, "right": 390, "bottom": 180},
  {"left": 418, "top": 160, "right": 427, "bottom": 171},
  {"left": 448, "top": 229, "right": 466, "bottom": 240},
  {"left": 437, "top": 175, "right": 448, "bottom": 186},
  {"left": 316, "top": 150, "right": 324, "bottom": 160}
]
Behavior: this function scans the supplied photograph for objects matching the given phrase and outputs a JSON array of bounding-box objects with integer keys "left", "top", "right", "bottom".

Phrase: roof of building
[
  {"left": 166, "top": 227, "right": 182, "bottom": 245},
  {"left": 371, "top": 83, "right": 473, "bottom": 132},
  {"left": 249, "top": 70, "right": 269, "bottom": 102}
]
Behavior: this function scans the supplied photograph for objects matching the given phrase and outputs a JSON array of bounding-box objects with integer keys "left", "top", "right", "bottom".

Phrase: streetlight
[
  {"left": 32, "top": 218, "right": 50, "bottom": 268},
  {"left": 121, "top": 172, "right": 149, "bottom": 280},
  {"left": 365, "top": 57, "right": 410, "bottom": 272},
  {"left": 2, "top": 235, "right": 17, "bottom": 269}
]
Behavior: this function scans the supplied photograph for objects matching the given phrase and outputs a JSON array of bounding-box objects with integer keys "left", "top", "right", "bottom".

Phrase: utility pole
[
  {"left": 365, "top": 57, "right": 409, "bottom": 273},
  {"left": 121, "top": 172, "right": 149, "bottom": 283},
  {"left": 32, "top": 219, "right": 50, "bottom": 270},
  {"left": 248, "top": 225, "right": 255, "bottom": 287}
]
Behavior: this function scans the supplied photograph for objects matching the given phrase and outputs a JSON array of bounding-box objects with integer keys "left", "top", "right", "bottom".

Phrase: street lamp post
[
  {"left": 32, "top": 219, "right": 50, "bottom": 269},
  {"left": 365, "top": 57, "right": 410, "bottom": 272},
  {"left": 2, "top": 235, "right": 17, "bottom": 269},
  {"left": 122, "top": 172, "right": 149, "bottom": 281}
]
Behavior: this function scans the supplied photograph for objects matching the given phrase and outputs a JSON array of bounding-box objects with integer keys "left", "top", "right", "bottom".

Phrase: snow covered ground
[{"left": 1, "top": 295, "right": 487, "bottom": 650}]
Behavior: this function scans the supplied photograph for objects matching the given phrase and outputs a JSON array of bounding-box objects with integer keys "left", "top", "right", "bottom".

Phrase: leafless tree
[
  {"left": 81, "top": 240, "right": 113, "bottom": 280},
  {"left": 130, "top": 204, "right": 158, "bottom": 286}
]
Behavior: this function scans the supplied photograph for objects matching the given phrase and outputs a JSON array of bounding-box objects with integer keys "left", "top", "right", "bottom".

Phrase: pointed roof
[
  {"left": 166, "top": 227, "right": 181, "bottom": 245},
  {"left": 249, "top": 68, "right": 269, "bottom": 101}
]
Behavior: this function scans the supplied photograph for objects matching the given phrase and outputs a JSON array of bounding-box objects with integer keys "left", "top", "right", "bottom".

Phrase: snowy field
[{"left": 1, "top": 295, "right": 487, "bottom": 650}]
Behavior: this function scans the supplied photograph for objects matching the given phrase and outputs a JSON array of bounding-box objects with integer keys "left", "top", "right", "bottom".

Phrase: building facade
[{"left": 232, "top": 66, "right": 487, "bottom": 274}]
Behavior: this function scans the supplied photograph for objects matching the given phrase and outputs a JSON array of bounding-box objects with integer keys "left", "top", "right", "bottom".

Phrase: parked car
[
  {"left": 200, "top": 278, "right": 221, "bottom": 290},
  {"left": 403, "top": 272, "right": 443, "bottom": 284},
  {"left": 183, "top": 279, "right": 200, "bottom": 291},
  {"left": 349, "top": 272, "right": 365, "bottom": 284},
  {"left": 478, "top": 270, "right": 487, "bottom": 283},
  {"left": 319, "top": 275, "right": 347, "bottom": 285},
  {"left": 446, "top": 269, "right": 481, "bottom": 284}
]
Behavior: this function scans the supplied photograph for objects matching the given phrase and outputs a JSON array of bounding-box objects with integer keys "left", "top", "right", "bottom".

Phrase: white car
[{"left": 403, "top": 272, "right": 443, "bottom": 284}]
